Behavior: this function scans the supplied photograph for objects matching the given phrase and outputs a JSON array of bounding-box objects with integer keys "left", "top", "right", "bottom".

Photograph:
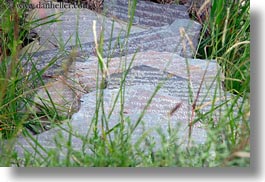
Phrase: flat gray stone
[
  {"left": 14, "top": 51, "right": 231, "bottom": 158},
  {"left": 20, "top": 0, "right": 201, "bottom": 135},
  {"left": 29, "top": 50, "right": 219, "bottom": 116},
  {"left": 28, "top": 50, "right": 219, "bottom": 118},
  {"left": 24, "top": 15, "right": 201, "bottom": 79},
  {"left": 107, "top": 64, "right": 222, "bottom": 113},
  {"left": 104, "top": 0, "right": 189, "bottom": 27},
  {"left": 14, "top": 84, "right": 207, "bottom": 158},
  {"left": 23, "top": 17, "right": 201, "bottom": 84},
  {"left": 28, "top": 2, "right": 146, "bottom": 50},
  {"left": 71, "top": 51, "right": 219, "bottom": 92}
]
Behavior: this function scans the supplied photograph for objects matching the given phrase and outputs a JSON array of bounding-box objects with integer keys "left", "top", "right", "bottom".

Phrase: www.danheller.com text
[{"left": 17, "top": 1, "right": 89, "bottom": 9}]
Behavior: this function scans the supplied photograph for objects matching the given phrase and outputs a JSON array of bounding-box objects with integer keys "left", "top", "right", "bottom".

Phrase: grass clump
[
  {"left": 0, "top": 0, "right": 63, "bottom": 138},
  {"left": 0, "top": 0, "right": 30, "bottom": 138},
  {"left": 195, "top": 0, "right": 250, "bottom": 95}
]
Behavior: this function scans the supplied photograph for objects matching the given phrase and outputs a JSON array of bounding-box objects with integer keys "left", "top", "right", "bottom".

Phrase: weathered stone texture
[
  {"left": 28, "top": 2, "right": 145, "bottom": 50},
  {"left": 104, "top": 0, "right": 189, "bottom": 27},
  {"left": 11, "top": 0, "right": 234, "bottom": 158},
  {"left": 72, "top": 51, "right": 219, "bottom": 91},
  {"left": 15, "top": 84, "right": 207, "bottom": 157}
]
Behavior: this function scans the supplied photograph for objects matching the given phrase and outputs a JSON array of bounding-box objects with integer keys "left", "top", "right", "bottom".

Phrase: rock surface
[
  {"left": 28, "top": 2, "right": 146, "bottom": 50},
  {"left": 15, "top": 50, "right": 228, "bottom": 157},
  {"left": 25, "top": 0, "right": 201, "bottom": 78},
  {"left": 12, "top": 0, "right": 235, "bottom": 157},
  {"left": 104, "top": 0, "right": 189, "bottom": 27},
  {"left": 23, "top": 0, "right": 201, "bottom": 117}
]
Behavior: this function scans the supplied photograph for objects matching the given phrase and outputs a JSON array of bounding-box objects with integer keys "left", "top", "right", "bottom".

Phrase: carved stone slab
[
  {"left": 107, "top": 64, "right": 221, "bottom": 114},
  {"left": 106, "top": 63, "right": 227, "bottom": 116},
  {"left": 24, "top": 17, "right": 201, "bottom": 82},
  {"left": 72, "top": 51, "right": 219, "bottom": 92},
  {"left": 28, "top": 2, "right": 146, "bottom": 50},
  {"left": 12, "top": 1, "right": 225, "bottom": 158},
  {"left": 28, "top": 51, "right": 220, "bottom": 132},
  {"left": 14, "top": 84, "right": 207, "bottom": 157},
  {"left": 104, "top": 0, "right": 189, "bottom": 27},
  {"left": 14, "top": 51, "right": 227, "bottom": 157}
]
